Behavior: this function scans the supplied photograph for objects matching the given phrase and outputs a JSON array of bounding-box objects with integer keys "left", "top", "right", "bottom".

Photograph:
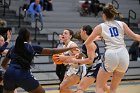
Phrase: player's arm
[
  {"left": 41, "top": 47, "right": 77, "bottom": 55},
  {"left": 55, "top": 43, "right": 80, "bottom": 61},
  {"left": 1, "top": 46, "right": 12, "bottom": 70},
  {"left": 69, "top": 43, "right": 80, "bottom": 55},
  {"left": 122, "top": 22, "right": 140, "bottom": 41},
  {"left": 1, "top": 57, "right": 10, "bottom": 70},
  {"left": 85, "top": 25, "right": 102, "bottom": 46},
  {"left": 63, "top": 42, "right": 96, "bottom": 64}
]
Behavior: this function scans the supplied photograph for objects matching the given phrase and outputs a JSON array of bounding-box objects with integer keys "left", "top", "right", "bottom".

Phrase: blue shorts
[
  {"left": 85, "top": 63, "right": 101, "bottom": 78},
  {"left": 3, "top": 64, "right": 39, "bottom": 92}
]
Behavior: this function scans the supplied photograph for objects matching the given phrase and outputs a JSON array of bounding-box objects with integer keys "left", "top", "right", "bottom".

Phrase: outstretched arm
[
  {"left": 1, "top": 57, "right": 10, "bottom": 70},
  {"left": 41, "top": 47, "right": 77, "bottom": 55},
  {"left": 123, "top": 22, "right": 140, "bottom": 41},
  {"left": 60, "top": 42, "right": 96, "bottom": 64}
]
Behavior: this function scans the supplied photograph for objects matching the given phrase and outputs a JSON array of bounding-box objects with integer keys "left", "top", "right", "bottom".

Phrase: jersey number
[{"left": 109, "top": 27, "right": 119, "bottom": 37}]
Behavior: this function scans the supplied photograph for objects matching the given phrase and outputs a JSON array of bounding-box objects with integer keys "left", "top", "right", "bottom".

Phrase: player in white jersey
[
  {"left": 59, "top": 29, "right": 86, "bottom": 93},
  {"left": 85, "top": 3, "right": 140, "bottom": 93},
  {"left": 58, "top": 25, "right": 110, "bottom": 93}
]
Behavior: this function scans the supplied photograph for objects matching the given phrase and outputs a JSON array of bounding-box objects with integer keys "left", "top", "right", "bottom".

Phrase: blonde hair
[
  {"left": 0, "top": 35, "right": 4, "bottom": 40},
  {"left": 103, "top": 3, "right": 123, "bottom": 19}
]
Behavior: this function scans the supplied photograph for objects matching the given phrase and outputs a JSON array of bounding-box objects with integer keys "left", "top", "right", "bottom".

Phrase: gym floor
[{"left": 17, "top": 80, "right": 140, "bottom": 93}]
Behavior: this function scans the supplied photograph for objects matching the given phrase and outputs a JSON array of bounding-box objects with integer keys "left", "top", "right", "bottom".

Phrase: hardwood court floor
[{"left": 17, "top": 80, "right": 140, "bottom": 93}]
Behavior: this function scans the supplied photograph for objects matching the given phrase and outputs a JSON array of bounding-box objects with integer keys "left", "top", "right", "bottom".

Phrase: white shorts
[
  {"left": 102, "top": 47, "right": 129, "bottom": 73},
  {"left": 66, "top": 64, "right": 86, "bottom": 77}
]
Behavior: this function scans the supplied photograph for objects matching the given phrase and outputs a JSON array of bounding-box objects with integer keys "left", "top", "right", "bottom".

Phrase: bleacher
[{"left": 0, "top": 0, "right": 140, "bottom": 85}]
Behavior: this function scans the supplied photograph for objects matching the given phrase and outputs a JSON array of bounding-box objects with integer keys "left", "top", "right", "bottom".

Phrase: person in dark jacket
[
  {"left": 129, "top": 41, "right": 140, "bottom": 61},
  {"left": 1, "top": 28, "right": 77, "bottom": 93}
]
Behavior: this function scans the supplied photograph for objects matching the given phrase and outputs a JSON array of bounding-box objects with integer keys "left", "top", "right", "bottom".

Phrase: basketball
[{"left": 52, "top": 54, "right": 63, "bottom": 64}]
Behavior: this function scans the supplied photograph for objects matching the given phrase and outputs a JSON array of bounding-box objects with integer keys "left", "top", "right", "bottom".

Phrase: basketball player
[{"left": 85, "top": 3, "right": 140, "bottom": 93}]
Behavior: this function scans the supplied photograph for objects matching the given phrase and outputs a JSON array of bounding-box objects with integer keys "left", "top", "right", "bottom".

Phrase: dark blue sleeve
[
  {"left": 5, "top": 47, "right": 13, "bottom": 59},
  {"left": 32, "top": 45, "right": 43, "bottom": 54},
  {"left": 0, "top": 42, "right": 8, "bottom": 53}
]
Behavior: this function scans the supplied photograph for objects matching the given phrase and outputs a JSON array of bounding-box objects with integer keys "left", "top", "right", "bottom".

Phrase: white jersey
[
  {"left": 63, "top": 41, "right": 79, "bottom": 68},
  {"left": 64, "top": 41, "right": 86, "bottom": 76},
  {"left": 64, "top": 41, "right": 75, "bottom": 56},
  {"left": 100, "top": 20, "right": 126, "bottom": 50}
]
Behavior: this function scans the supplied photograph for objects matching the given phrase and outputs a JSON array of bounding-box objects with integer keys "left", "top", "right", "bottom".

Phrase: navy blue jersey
[
  {"left": 3, "top": 43, "right": 43, "bottom": 91},
  {"left": 6, "top": 43, "right": 43, "bottom": 69},
  {"left": 82, "top": 42, "right": 101, "bottom": 71}
]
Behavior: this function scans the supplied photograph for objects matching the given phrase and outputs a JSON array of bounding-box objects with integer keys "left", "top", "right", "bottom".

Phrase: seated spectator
[
  {"left": 45, "top": 0, "right": 53, "bottom": 11},
  {"left": 89, "top": 0, "right": 105, "bottom": 17},
  {"left": 80, "top": 0, "right": 90, "bottom": 16},
  {"left": 129, "top": 41, "right": 140, "bottom": 61},
  {"left": 30, "top": 0, "right": 45, "bottom": 9},
  {"left": 27, "top": 0, "right": 43, "bottom": 27}
]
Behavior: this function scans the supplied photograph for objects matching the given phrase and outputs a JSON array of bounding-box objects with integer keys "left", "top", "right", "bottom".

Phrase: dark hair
[
  {"left": 82, "top": 25, "right": 93, "bottom": 36},
  {"left": 66, "top": 29, "right": 74, "bottom": 39},
  {"left": 0, "top": 19, "right": 6, "bottom": 27},
  {"left": 103, "top": 3, "right": 123, "bottom": 19},
  {"left": 73, "top": 31, "right": 81, "bottom": 40},
  {"left": 14, "top": 28, "right": 31, "bottom": 63}
]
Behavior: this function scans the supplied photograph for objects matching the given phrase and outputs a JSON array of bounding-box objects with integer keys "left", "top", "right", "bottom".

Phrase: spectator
[
  {"left": 27, "top": 0, "right": 43, "bottom": 27},
  {"left": 89, "top": 0, "right": 104, "bottom": 17},
  {"left": 30, "top": 0, "right": 44, "bottom": 8},
  {"left": 46, "top": 0, "right": 53, "bottom": 11},
  {"left": 0, "top": 33, "right": 11, "bottom": 93},
  {"left": 80, "top": 0, "right": 90, "bottom": 16},
  {"left": 55, "top": 35, "right": 67, "bottom": 85},
  {"left": 0, "top": 18, "right": 11, "bottom": 93},
  {"left": 129, "top": 41, "right": 140, "bottom": 61}
]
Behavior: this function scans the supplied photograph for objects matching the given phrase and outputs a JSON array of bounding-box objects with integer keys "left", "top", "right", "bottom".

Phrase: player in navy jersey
[
  {"left": 85, "top": 3, "right": 140, "bottom": 93},
  {"left": 1, "top": 28, "right": 77, "bottom": 93},
  {"left": 57, "top": 25, "right": 110, "bottom": 93}
]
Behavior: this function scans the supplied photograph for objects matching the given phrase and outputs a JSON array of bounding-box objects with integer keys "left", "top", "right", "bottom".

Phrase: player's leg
[
  {"left": 60, "top": 74, "right": 80, "bottom": 93},
  {"left": 109, "top": 71, "right": 124, "bottom": 93},
  {"left": 76, "top": 77, "right": 95, "bottom": 93},
  {"left": 96, "top": 69, "right": 111, "bottom": 93}
]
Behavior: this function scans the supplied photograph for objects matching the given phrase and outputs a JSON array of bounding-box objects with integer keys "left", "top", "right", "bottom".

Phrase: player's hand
[
  {"left": 75, "top": 53, "right": 83, "bottom": 59},
  {"left": 69, "top": 47, "right": 79, "bottom": 50},
  {"left": 64, "top": 58, "right": 76, "bottom": 63},
  {"left": 7, "top": 30, "right": 12, "bottom": 41},
  {"left": 56, "top": 55, "right": 69, "bottom": 62}
]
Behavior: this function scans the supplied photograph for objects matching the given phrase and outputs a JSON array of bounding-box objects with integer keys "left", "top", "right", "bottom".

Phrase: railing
[
  {"left": 18, "top": 6, "right": 27, "bottom": 28},
  {"left": 128, "top": 9, "right": 136, "bottom": 27},
  {"left": 112, "top": 0, "right": 119, "bottom": 9},
  {"left": 33, "top": 14, "right": 44, "bottom": 45},
  {"left": 52, "top": 32, "right": 59, "bottom": 48},
  {"left": 3, "top": 0, "right": 11, "bottom": 16},
  {"left": 0, "top": 0, "right": 2, "bottom": 3},
  {"left": 34, "top": 16, "right": 41, "bottom": 45}
]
